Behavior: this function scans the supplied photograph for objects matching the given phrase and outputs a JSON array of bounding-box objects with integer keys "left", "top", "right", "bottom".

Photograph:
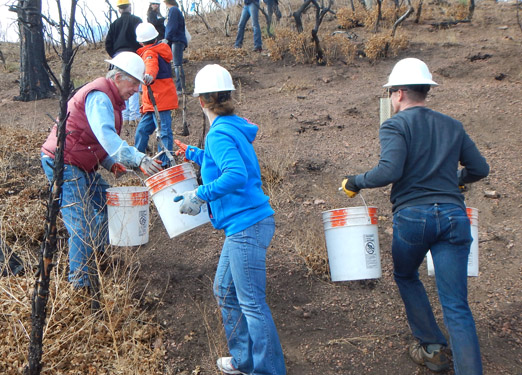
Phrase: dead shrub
[
  {"left": 336, "top": 5, "right": 367, "bottom": 29},
  {"left": 265, "top": 27, "right": 295, "bottom": 61},
  {"left": 288, "top": 30, "right": 315, "bottom": 64},
  {"left": 446, "top": 2, "right": 469, "bottom": 20},
  {"left": 364, "top": 33, "right": 409, "bottom": 61},
  {"left": 322, "top": 34, "right": 357, "bottom": 65}
]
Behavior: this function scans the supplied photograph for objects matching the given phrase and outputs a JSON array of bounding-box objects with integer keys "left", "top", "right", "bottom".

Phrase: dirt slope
[{"left": 0, "top": 1, "right": 521, "bottom": 374}]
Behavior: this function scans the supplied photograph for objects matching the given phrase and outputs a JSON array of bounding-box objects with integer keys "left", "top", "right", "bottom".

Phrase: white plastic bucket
[
  {"left": 145, "top": 163, "right": 210, "bottom": 238},
  {"left": 427, "top": 207, "right": 479, "bottom": 277},
  {"left": 106, "top": 186, "right": 150, "bottom": 246},
  {"left": 322, "top": 206, "right": 381, "bottom": 282}
]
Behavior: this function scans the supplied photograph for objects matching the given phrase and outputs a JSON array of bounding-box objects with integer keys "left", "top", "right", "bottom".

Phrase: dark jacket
[
  {"left": 355, "top": 106, "right": 489, "bottom": 213},
  {"left": 147, "top": 9, "right": 166, "bottom": 38},
  {"left": 105, "top": 12, "right": 142, "bottom": 57},
  {"left": 165, "top": 6, "right": 187, "bottom": 47}
]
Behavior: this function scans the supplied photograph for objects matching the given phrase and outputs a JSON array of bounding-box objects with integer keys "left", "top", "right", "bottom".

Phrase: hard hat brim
[
  {"left": 105, "top": 59, "right": 145, "bottom": 84},
  {"left": 383, "top": 80, "right": 438, "bottom": 88}
]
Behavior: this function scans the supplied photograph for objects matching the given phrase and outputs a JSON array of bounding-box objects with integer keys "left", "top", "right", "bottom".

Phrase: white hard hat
[
  {"left": 136, "top": 23, "right": 159, "bottom": 43},
  {"left": 193, "top": 64, "right": 235, "bottom": 96},
  {"left": 105, "top": 52, "right": 145, "bottom": 84},
  {"left": 149, "top": 0, "right": 161, "bottom": 3},
  {"left": 383, "top": 58, "right": 438, "bottom": 88}
]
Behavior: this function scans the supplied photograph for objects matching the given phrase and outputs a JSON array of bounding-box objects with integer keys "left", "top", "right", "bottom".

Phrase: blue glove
[{"left": 173, "top": 189, "right": 205, "bottom": 216}]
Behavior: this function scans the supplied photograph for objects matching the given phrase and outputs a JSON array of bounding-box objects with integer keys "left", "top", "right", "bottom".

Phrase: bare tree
[
  {"left": 293, "top": 0, "right": 335, "bottom": 65},
  {"left": 25, "top": 0, "right": 81, "bottom": 373},
  {"left": 9, "top": 0, "right": 54, "bottom": 101}
]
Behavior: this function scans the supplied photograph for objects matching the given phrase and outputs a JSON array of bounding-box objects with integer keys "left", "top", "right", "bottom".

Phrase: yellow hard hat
[{"left": 116, "top": 0, "right": 131, "bottom": 6}]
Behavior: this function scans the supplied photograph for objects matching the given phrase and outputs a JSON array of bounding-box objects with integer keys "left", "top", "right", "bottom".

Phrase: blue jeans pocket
[
  {"left": 394, "top": 210, "right": 426, "bottom": 246},
  {"left": 448, "top": 215, "right": 472, "bottom": 245}
]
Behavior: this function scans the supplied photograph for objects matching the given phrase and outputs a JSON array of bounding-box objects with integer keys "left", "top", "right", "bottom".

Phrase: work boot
[{"left": 409, "top": 342, "right": 450, "bottom": 372}]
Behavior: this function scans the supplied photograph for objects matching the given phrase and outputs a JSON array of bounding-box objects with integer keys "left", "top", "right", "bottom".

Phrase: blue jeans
[
  {"left": 234, "top": 2, "right": 262, "bottom": 50},
  {"left": 171, "top": 42, "right": 185, "bottom": 92},
  {"left": 122, "top": 91, "right": 140, "bottom": 121},
  {"left": 135, "top": 110, "right": 173, "bottom": 166},
  {"left": 392, "top": 204, "right": 482, "bottom": 375},
  {"left": 41, "top": 155, "right": 109, "bottom": 288},
  {"left": 214, "top": 216, "right": 286, "bottom": 375}
]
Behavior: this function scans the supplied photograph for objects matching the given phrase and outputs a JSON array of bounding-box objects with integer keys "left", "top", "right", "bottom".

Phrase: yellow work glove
[{"left": 342, "top": 175, "right": 360, "bottom": 198}]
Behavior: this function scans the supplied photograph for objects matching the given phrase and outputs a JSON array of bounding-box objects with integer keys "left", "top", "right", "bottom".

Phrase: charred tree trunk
[
  {"left": 9, "top": 0, "right": 53, "bottom": 102},
  {"left": 25, "top": 1, "right": 79, "bottom": 374},
  {"left": 468, "top": 0, "right": 475, "bottom": 21},
  {"left": 415, "top": 0, "right": 423, "bottom": 24},
  {"left": 293, "top": 0, "right": 333, "bottom": 65}
]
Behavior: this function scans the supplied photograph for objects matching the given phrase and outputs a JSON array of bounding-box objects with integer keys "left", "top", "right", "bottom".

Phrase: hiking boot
[
  {"left": 216, "top": 357, "right": 246, "bottom": 375},
  {"left": 409, "top": 342, "right": 450, "bottom": 372},
  {"left": 252, "top": 47, "right": 262, "bottom": 53}
]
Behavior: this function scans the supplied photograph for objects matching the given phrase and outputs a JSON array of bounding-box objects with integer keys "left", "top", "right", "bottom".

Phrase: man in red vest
[{"left": 41, "top": 52, "right": 162, "bottom": 291}]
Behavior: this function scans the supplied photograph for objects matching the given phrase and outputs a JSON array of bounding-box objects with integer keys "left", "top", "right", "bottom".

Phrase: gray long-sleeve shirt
[{"left": 355, "top": 106, "right": 489, "bottom": 213}]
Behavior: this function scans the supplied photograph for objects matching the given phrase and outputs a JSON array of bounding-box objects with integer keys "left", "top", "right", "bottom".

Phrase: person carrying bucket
[
  {"left": 41, "top": 52, "right": 163, "bottom": 294},
  {"left": 341, "top": 58, "right": 489, "bottom": 374},
  {"left": 173, "top": 64, "right": 286, "bottom": 375},
  {"left": 134, "top": 22, "right": 178, "bottom": 167}
]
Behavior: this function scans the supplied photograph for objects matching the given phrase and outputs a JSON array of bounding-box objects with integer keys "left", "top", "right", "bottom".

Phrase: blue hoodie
[{"left": 185, "top": 115, "right": 274, "bottom": 236}]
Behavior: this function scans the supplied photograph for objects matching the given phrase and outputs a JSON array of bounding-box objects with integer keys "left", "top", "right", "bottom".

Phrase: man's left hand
[
  {"left": 342, "top": 175, "right": 360, "bottom": 198},
  {"left": 143, "top": 74, "right": 154, "bottom": 85},
  {"left": 111, "top": 163, "right": 127, "bottom": 178}
]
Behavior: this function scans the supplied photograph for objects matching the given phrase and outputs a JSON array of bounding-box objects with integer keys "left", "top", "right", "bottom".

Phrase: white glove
[
  {"left": 139, "top": 156, "right": 163, "bottom": 176},
  {"left": 160, "top": 39, "right": 169, "bottom": 44},
  {"left": 143, "top": 74, "right": 154, "bottom": 85},
  {"left": 173, "top": 189, "right": 205, "bottom": 216}
]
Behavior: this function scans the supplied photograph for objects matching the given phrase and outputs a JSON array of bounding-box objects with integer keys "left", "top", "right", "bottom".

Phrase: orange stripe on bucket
[{"left": 146, "top": 172, "right": 191, "bottom": 195}]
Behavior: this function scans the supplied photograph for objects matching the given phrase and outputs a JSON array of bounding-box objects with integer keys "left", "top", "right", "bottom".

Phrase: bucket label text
[
  {"left": 138, "top": 210, "right": 148, "bottom": 237},
  {"left": 363, "top": 234, "right": 378, "bottom": 269}
]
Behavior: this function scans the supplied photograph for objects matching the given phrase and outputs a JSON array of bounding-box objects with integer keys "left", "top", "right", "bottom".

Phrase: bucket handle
[
  {"left": 338, "top": 186, "right": 372, "bottom": 224},
  {"left": 358, "top": 193, "right": 372, "bottom": 224}
]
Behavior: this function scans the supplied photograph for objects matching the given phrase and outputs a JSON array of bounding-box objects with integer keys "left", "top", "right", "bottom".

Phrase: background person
[
  {"left": 164, "top": 0, "right": 187, "bottom": 93},
  {"left": 41, "top": 52, "right": 162, "bottom": 291},
  {"left": 234, "top": 0, "right": 262, "bottom": 52},
  {"left": 173, "top": 64, "right": 286, "bottom": 375},
  {"left": 147, "top": 0, "right": 166, "bottom": 38},
  {"left": 134, "top": 23, "right": 178, "bottom": 167},
  {"left": 341, "top": 58, "right": 489, "bottom": 374},
  {"left": 105, "top": 0, "right": 143, "bottom": 126}
]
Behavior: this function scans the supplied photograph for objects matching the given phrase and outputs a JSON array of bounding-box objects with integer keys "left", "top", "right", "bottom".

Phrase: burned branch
[
  {"left": 293, "top": 0, "right": 334, "bottom": 65},
  {"left": 26, "top": 1, "right": 83, "bottom": 374}
]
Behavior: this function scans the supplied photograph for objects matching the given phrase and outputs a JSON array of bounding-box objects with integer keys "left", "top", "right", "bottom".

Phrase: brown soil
[{"left": 1, "top": 1, "right": 521, "bottom": 374}]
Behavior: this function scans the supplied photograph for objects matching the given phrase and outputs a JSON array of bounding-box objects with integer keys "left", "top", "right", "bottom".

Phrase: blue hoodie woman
[{"left": 174, "top": 64, "right": 286, "bottom": 375}]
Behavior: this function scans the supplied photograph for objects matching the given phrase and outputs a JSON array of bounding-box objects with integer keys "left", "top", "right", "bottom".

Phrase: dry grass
[
  {"left": 187, "top": 45, "right": 248, "bottom": 63},
  {"left": 0, "top": 128, "right": 165, "bottom": 373},
  {"left": 1, "top": 239, "right": 165, "bottom": 374},
  {"left": 256, "top": 140, "right": 299, "bottom": 210},
  {"left": 293, "top": 219, "right": 330, "bottom": 280}
]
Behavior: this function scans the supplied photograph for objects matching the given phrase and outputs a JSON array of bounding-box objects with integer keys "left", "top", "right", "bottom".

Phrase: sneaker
[
  {"left": 409, "top": 342, "right": 450, "bottom": 372},
  {"left": 216, "top": 357, "right": 246, "bottom": 375}
]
